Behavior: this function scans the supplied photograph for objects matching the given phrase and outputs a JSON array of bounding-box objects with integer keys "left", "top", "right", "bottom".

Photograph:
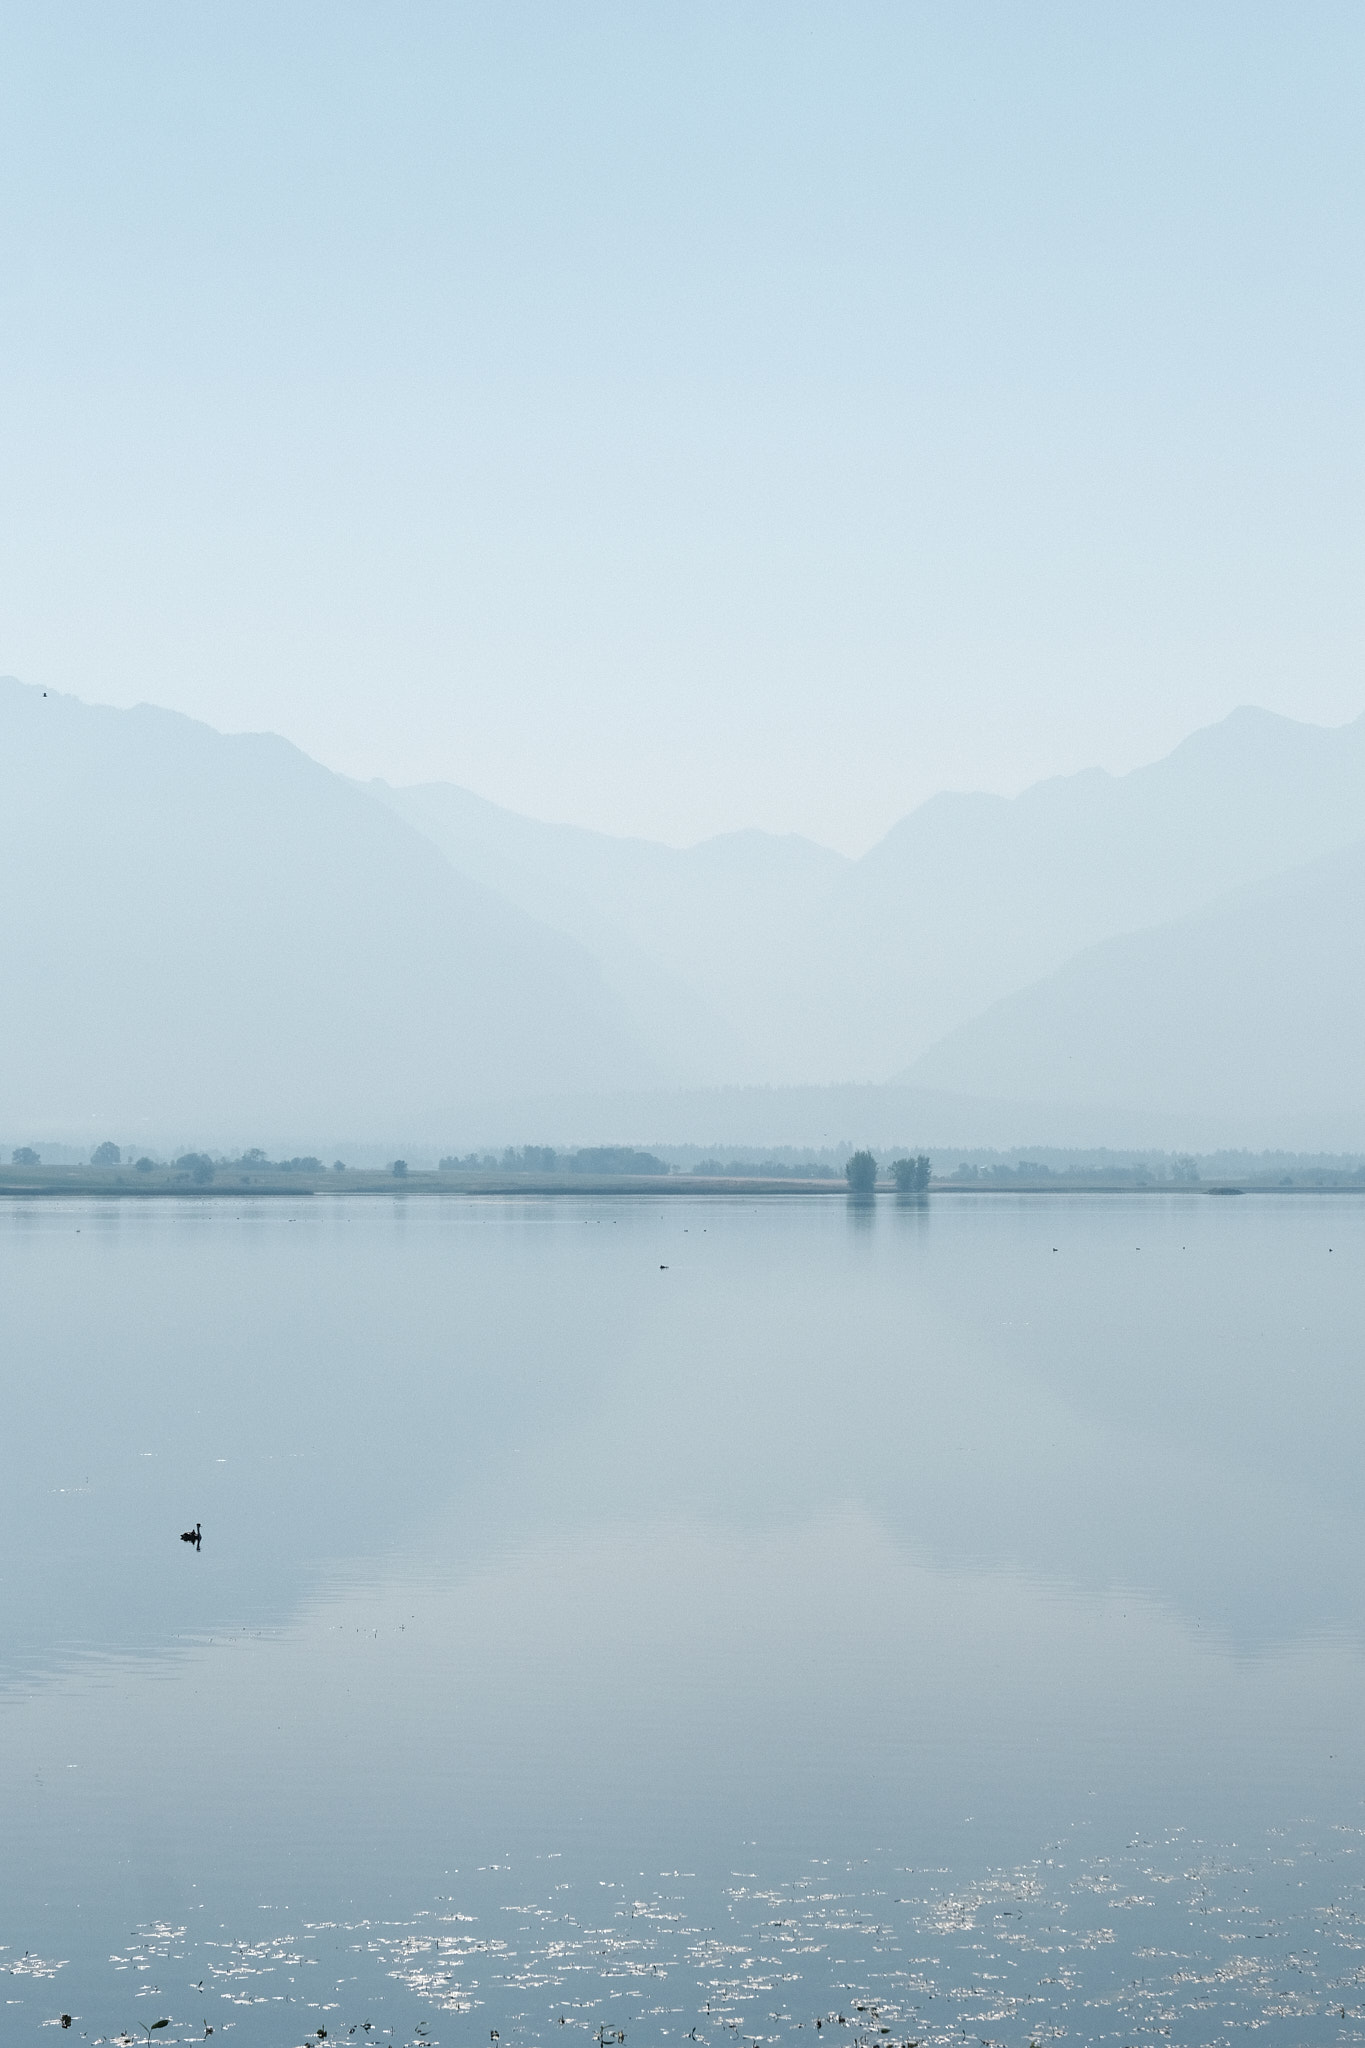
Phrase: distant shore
[
  {"left": 0, "top": 1164, "right": 845, "bottom": 1199},
  {"left": 0, "top": 1165, "right": 1358, "bottom": 1199}
]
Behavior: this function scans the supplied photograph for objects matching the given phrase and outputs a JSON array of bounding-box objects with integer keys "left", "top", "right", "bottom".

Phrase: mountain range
[
  {"left": 4, "top": 673, "right": 1365, "bottom": 1148},
  {"left": 0, "top": 680, "right": 654, "bottom": 1143}
]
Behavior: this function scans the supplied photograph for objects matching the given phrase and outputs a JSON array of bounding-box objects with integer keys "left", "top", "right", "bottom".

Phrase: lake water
[{"left": 4, "top": 1190, "right": 1365, "bottom": 2045}]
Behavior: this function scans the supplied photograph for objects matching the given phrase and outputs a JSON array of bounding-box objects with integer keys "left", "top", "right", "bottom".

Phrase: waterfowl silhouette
[{"left": 180, "top": 1522, "right": 201, "bottom": 1547}]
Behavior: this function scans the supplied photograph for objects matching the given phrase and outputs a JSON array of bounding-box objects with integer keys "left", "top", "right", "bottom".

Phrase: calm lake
[{"left": 4, "top": 1190, "right": 1365, "bottom": 2045}]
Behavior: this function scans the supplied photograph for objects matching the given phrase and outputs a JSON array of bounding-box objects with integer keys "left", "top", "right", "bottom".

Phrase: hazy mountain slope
[
  {"left": 799, "top": 705, "right": 1365, "bottom": 1081},
  {"left": 381, "top": 707, "right": 1365, "bottom": 1091},
  {"left": 371, "top": 778, "right": 846, "bottom": 1083},
  {"left": 12, "top": 676, "right": 1365, "bottom": 1146},
  {"left": 900, "top": 833, "right": 1365, "bottom": 1141},
  {"left": 0, "top": 679, "right": 657, "bottom": 1142}
]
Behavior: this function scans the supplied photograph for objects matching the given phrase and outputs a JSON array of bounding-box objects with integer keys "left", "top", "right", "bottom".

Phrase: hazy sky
[{"left": 1, "top": 3, "right": 1362, "bottom": 851}]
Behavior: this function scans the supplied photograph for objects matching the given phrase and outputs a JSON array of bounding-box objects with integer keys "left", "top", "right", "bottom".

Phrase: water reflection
[{"left": 3, "top": 1192, "right": 1365, "bottom": 2032}]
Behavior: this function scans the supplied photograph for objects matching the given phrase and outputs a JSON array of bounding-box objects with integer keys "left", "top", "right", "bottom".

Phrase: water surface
[{"left": 3, "top": 1191, "right": 1364, "bottom": 2043}]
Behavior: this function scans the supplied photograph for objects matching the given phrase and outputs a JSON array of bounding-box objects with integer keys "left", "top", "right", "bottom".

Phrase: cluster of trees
[
  {"left": 77, "top": 1143, "right": 339, "bottom": 1177},
  {"left": 845, "top": 1150, "right": 877, "bottom": 1191},
  {"left": 845, "top": 1151, "right": 932, "bottom": 1192},
  {"left": 237, "top": 1149, "right": 328, "bottom": 1172},
  {"left": 158, "top": 1150, "right": 333, "bottom": 1181},
  {"left": 437, "top": 1146, "right": 669, "bottom": 1176}
]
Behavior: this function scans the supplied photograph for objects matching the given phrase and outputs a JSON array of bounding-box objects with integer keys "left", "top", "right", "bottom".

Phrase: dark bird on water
[{"left": 180, "top": 1522, "right": 201, "bottom": 1547}]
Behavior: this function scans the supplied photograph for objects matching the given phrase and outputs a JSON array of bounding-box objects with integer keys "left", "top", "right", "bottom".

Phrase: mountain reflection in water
[{"left": 2, "top": 1192, "right": 1363, "bottom": 2041}]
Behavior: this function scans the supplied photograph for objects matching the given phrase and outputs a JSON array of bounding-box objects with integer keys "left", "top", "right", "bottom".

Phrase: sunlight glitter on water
[{"left": 4, "top": 1192, "right": 1365, "bottom": 2044}]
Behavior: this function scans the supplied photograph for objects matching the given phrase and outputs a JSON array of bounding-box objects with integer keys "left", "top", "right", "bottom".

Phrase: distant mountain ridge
[
  {"left": 4, "top": 674, "right": 1365, "bottom": 1146},
  {"left": 900, "top": 831, "right": 1365, "bottom": 1143},
  {"left": 783, "top": 703, "right": 1365, "bottom": 1079},
  {"left": 0, "top": 677, "right": 657, "bottom": 1143},
  {"left": 378, "top": 703, "right": 1365, "bottom": 1096},
  {"left": 368, "top": 776, "right": 845, "bottom": 1084}
]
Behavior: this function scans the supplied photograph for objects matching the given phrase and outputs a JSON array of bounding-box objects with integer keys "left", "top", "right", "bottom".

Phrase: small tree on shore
[
  {"left": 845, "top": 1149, "right": 877, "bottom": 1193},
  {"left": 92, "top": 1141, "right": 121, "bottom": 1166},
  {"left": 890, "top": 1154, "right": 931, "bottom": 1193}
]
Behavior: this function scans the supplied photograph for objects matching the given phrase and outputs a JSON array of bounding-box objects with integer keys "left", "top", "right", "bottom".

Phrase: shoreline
[{"left": 0, "top": 1169, "right": 1358, "bottom": 1199}]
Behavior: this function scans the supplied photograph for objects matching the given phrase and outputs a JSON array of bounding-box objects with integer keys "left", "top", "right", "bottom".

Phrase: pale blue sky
[{"left": 1, "top": 3, "right": 1362, "bottom": 849}]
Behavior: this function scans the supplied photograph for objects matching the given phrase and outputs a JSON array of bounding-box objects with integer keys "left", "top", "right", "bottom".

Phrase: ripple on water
[{"left": 14, "top": 1822, "right": 1365, "bottom": 2045}]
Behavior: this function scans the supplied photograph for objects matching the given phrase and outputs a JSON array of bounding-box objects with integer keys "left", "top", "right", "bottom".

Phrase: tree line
[{"left": 845, "top": 1151, "right": 932, "bottom": 1192}]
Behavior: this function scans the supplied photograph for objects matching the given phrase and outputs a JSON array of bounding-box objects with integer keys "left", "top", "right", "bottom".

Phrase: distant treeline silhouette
[
  {"left": 7, "top": 1142, "right": 933, "bottom": 1186},
  {"left": 439, "top": 1145, "right": 669, "bottom": 1176},
  {"left": 690, "top": 1156, "right": 840, "bottom": 1179},
  {"left": 11, "top": 1141, "right": 1365, "bottom": 1188},
  {"left": 172, "top": 1149, "right": 328, "bottom": 1183}
]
